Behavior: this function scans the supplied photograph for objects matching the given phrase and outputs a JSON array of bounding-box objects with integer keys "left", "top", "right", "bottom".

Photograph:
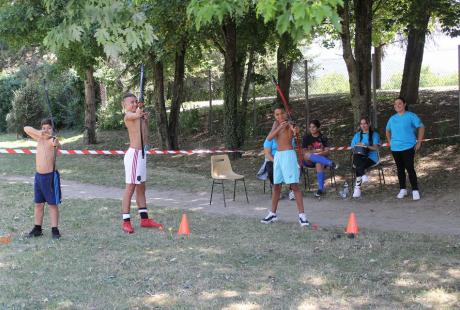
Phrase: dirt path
[{"left": 3, "top": 175, "right": 459, "bottom": 236}]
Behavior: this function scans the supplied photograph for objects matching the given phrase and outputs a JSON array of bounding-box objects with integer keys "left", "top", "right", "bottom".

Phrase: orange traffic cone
[
  {"left": 345, "top": 212, "right": 359, "bottom": 238},
  {"left": 178, "top": 213, "right": 190, "bottom": 236}
]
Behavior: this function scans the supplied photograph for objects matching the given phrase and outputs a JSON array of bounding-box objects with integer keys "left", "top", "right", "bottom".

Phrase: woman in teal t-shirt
[
  {"left": 385, "top": 97, "right": 425, "bottom": 200},
  {"left": 350, "top": 117, "right": 380, "bottom": 198}
]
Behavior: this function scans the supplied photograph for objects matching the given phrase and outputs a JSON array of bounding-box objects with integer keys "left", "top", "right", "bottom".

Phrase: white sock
[
  {"left": 299, "top": 213, "right": 306, "bottom": 220},
  {"left": 268, "top": 211, "right": 276, "bottom": 216},
  {"left": 122, "top": 213, "right": 130, "bottom": 220}
]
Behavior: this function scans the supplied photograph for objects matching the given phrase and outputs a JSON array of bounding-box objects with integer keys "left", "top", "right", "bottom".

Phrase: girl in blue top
[
  {"left": 385, "top": 97, "right": 425, "bottom": 200},
  {"left": 350, "top": 117, "right": 380, "bottom": 198}
]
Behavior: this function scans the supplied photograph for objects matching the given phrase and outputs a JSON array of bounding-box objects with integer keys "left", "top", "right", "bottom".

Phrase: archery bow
[
  {"left": 270, "top": 75, "right": 303, "bottom": 168},
  {"left": 139, "top": 64, "right": 145, "bottom": 159},
  {"left": 42, "top": 79, "right": 57, "bottom": 171},
  {"left": 42, "top": 79, "right": 60, "bottom": 204}
]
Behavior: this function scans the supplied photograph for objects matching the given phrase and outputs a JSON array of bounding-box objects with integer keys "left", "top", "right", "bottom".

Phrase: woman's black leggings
[
  {"left": 353, "top": 155, "right": 376, "bottom": 177},
  {"left": 392, "top": 148, "right": 418, "bottom": 190}
]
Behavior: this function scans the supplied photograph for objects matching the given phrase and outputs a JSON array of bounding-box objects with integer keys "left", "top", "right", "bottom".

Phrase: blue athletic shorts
[
  {"left": 34, "top": 171, "right": 62, "bottom": 205},
  {"left": 273, "top": 150, "right": 300, "bottom": 184}
]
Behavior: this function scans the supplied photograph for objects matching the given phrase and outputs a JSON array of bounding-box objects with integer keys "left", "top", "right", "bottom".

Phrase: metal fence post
[{"left": 304, "top": 59, "right": 310, "bottom": 127}]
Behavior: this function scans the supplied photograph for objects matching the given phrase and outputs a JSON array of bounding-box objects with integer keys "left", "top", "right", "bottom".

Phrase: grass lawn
[{"left": 1, "top": 181, "right": 459, "bottom": 309}]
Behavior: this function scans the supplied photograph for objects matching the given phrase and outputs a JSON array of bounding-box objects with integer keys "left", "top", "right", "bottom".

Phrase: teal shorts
[{"left": 273, "top": 150, "right": 300, "bottom": 185}]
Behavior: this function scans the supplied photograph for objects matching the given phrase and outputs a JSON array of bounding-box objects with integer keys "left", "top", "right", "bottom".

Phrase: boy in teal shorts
[{"left": 261, "top": 106, "right": 309, "bottom": 226}]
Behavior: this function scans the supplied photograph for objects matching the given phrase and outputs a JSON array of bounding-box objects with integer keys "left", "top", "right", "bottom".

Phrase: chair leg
[
  {"left": 209, "top": 180, "right": 215, "bottom": 205},
  {"left": 243, "top": 178, "right": 249, "bottom": 203},
  {"left": 302, "top": 168, "right": 307, "bottom": 191},
  {"left": 233, "top": 180, "right": 237, "bottom": 201},
  {"left": 263, "top": 180, "right": 266, "bottom": 193},
  {"left": 306, "top": 168, "right": 311, "bottom": 191},
  {"left": 381, "top": 167, "right": 386, "bottom": 185},
  {"left": 221, "top": 181, "right": 226, "bottom": 207}
]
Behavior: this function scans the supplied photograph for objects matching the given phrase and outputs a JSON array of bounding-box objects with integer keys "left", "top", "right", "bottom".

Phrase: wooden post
[
  {"left": 304, "top": 59, "right": 310, "bottom": 127},
  {"left": 208, "top": 69, "right": 212, "bottom": 134},
  {"left": 372, "top": 53, "right": 378, "bottom": 129}
]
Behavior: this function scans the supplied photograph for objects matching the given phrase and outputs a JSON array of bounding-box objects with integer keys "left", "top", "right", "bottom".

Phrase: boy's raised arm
[{"left": 23, "top": 126, "right": 42, "bottom": 141}]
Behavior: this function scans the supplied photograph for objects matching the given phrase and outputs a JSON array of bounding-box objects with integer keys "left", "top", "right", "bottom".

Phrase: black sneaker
[
  {"left": 314, "top": 190, "right": 323, "bottom": 198},
  {"left": 331, "top": 162, "right": 339, "bottom": 170},
  {"left": 261, "top": 213, "right": 278, "bottom": 224},
  {"left": 27, "top": 226, "right": 43, "bottom": 238},
  {"left": 298, "top": 216, "right": 310, "bottom": 227},
  {"left": 51, "top": 228, "right": 61, "bottom": 239}
]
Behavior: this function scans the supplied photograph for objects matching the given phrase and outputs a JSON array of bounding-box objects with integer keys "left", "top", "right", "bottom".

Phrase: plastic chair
[
  {"left": 350, "top": 149, "right": 386, "bottom": 188},
  {"left": 209, "top": 155, "right": 249, "bottom": 207}
]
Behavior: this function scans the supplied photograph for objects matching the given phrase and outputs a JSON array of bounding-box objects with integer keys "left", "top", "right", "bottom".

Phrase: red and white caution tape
[
  {"left": 0, "top": 148, "right": 242, "bottom": 155},
  {"left": 0, "top": 135, "right": 458, "bottom": 155}
]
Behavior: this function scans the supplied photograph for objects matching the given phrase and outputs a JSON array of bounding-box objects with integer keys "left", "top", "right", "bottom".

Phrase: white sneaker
[
  {"left": 288, "top": 190, "right": 295, "bottom": 200},
  {"left": 352, "top": 186, "right": 361, "bottom": 198},
  {"left": 361, "top": 175, "right": 369, "bottom": 183},
  {"left": 412, "top": 190, "right": 420, "bottom": 200},
  {"left": 396, "top": 189, "right": 408, "bottom": 199}
]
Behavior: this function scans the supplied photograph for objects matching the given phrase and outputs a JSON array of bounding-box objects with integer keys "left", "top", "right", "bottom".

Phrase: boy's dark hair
[
  {"left": 123, "top": 92, "right": 137, "bottom": 100},
  {"left": 309, "top": 119, "right": 321, "bottom": 128},
  {"left": 273, "top": 104, "right": 285, "bottom": 112},
  {"left": 40, "top": 118, "right": 53, "bottom": 127}
]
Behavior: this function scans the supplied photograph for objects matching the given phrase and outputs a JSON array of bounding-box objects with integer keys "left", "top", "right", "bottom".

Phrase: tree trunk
[
  {"left": 84, "top": 66, "right": 97, "bottom": 144},
  {"left": 276, "top": 33, "right": 295, "bottom": 105},
  {"left": 221, "top": 18, "right": 245, "bottom": 152},
  {"left": 239, "top": 49, "right": 255, "bottom": 145},
  {"left": 168, "top": 39, "right": 187, "bottom": 150},
  {"left": 400, "top": 3, "right": 432, "bottom": 105},
  {"left": 339, "top": 0, "right": 373, "bottom": 127},
  {"left": 374, "top": 45, "right": 383, "bottom": 89},
  {"left": 150, "top": 54, "right": 170, "bottom": 149}
]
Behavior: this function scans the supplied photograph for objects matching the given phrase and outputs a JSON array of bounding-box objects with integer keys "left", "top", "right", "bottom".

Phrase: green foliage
[
  {"left": 179, "top": 108, "right": 201, "bottom": 135},
  {"left": 256, "top": 0, "right": 343, "bottom": 40},
  {"left": 0, "top": 73, "right": 23, "bottom": 132},
  {"left": 383, "top": 66, "right": 458, "bottom": 90},
  {"left": 310, "top": 72, "right": 349, "bottom": 94},
  {"left": 43, "top": 0, "right": 156, "bottom": 59},
  {"left": 7, "top": 82, "right": 45, "bottom": 136}
]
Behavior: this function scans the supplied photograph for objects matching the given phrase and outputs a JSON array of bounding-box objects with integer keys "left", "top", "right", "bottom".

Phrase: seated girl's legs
[
  {"left": 306, "top": 153, "right": 333, "bottom": 167},
  {"left": 353, "top": 155, "right": 376, "bottom": 187},
  {"left": 289, "top": 183, "right": 304, "bottom": 213},
  {"left": 315, "top": 163, "right": 325, "bottom": 192}
]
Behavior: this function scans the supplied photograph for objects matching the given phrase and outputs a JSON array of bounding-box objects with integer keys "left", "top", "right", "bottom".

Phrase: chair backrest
[{"left": 211, "top": 154, "right": 235, "bottom": 178}]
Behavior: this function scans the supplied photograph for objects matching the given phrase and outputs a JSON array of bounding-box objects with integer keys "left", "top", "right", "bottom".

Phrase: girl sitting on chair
[
  {"left": 302, "top": 120, "right": 338, "bottom": 198},
  {"left": 350, "top": 117, "right": 381, "bottom": 198}
]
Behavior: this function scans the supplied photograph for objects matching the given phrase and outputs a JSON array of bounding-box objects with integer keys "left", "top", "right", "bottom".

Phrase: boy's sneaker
[
  {"left": 396, "top": 189, "right": 408, "bottom": 199},
  {"left": 314, "top": 190, "right": 323, "bottom": 198},
  {"left": 27, "top": 226, "right": 43, "bottom": 238},
  {"left": 288, "top": 190, "right": 295, "bottom": 200},
  {"left": 298, "top": 215, "right": 310, "bottom": 227},
  {"left": 261, "top": 213, "right": 278, "bottom": 224},
  {"left": 361, "top": 174, "right": 369, "bottom": 183},
  {"left": 51, "top": 228, "right": 61, "bottom": 240},
  {"left": 140, "top": 218, "right": 163, "bottom": 229},
  {"left": 122, "top": 221, "right": 134, "bottom": 234},
  {"left": 412, "top": 190, "right": 420, "bottom": 201},
  {"left": 352, "top": 186, "right": 361, "bottom": 198}
]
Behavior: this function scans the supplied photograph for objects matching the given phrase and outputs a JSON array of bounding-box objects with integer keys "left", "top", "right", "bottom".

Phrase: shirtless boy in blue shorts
[
  {"left": 261, "top": 106, "right": 309, "bottom": 226},
  {"left": 24, "top": 118, "right": 62, "bottom": 239}
]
